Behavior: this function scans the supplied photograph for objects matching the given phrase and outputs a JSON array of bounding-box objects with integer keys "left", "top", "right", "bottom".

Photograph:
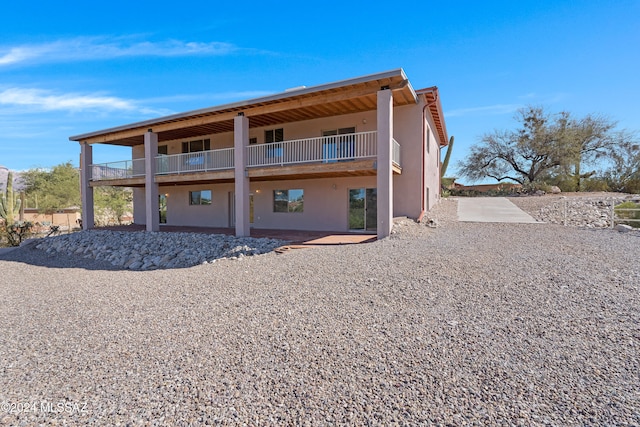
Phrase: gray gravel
[{"left": 1, "top": 198, "right": 639, "bottom": 425}]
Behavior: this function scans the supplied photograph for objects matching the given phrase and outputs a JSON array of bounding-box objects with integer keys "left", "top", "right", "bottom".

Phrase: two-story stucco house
[{"left": 70, "top": 69, "right": 448, "bottom": 239}]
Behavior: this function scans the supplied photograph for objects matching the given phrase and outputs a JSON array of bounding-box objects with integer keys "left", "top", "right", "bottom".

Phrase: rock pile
[
  {"left": 34, "top": 230, "right": 286, "bottom": 270},
  {"left": 535, "top": 196, "right": 639, "bottom": 228}
]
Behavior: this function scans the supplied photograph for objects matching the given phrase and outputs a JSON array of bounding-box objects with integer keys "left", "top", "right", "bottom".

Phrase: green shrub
[
  {"left": 1, "top": 221, "right": 34, "bottom": 246},
  {"left": 582, "top": 178, "right": 610, "bottom": 192}
]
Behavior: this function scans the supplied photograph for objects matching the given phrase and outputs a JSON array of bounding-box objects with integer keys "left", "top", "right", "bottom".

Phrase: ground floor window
[
  {"left": 189, "top": 190, "right": 212, "bottom": 205},
  {"left": 274, "top": 189, "right": 303, "bottom": 213}
]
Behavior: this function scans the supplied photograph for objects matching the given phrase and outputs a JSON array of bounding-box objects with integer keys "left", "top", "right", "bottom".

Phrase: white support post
[
  {"left": 377, "top": 89, "right": 393, "bottom": 239},
  {"left": 144, "top": 130, "right": 159, "bottom": 232},
  {"left": 80, "top": 142, "right": 94, "bottom": 230},
  {"left": 234, "top": 114, "right": 250, "bottom": 237}
]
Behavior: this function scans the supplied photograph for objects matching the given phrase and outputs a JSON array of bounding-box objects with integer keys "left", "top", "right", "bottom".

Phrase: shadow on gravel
[{"left": 0, "top": 245, "right": 125, "bottom": 271}]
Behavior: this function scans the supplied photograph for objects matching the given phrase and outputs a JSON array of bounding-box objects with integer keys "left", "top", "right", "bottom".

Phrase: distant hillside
[{"left": 0, "top": 166, "right": 26, "bottom": 193}]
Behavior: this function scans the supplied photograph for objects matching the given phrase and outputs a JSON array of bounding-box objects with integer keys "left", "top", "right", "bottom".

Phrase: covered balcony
[{"left": 88, "top": 131, "right": 401, "bottom": 186}]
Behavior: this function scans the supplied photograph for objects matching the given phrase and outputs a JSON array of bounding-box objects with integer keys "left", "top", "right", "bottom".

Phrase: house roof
[
  {"left": 415, "top": 87, "right": 449, "bottom": 147},
  {"left": 69, "top": 69, "right": 447, "bottom": 147}
]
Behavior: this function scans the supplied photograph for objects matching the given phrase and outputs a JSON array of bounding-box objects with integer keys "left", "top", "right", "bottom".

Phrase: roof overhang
[
  {"left": 70, "top": 69, "right": 418, "bottom": 147},
  {"left": 415, "top": 86, "right": 449, "bottom": 147}
]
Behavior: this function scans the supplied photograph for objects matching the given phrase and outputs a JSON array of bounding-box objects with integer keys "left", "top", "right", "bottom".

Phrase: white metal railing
[
  {"left": 246, "top": 131, "right": 378, "bottom": 167},
  {"left": 90, "top": 159, "right": 145, "bottom": 181},
  {"left": 392, "top": 138, "right": 401, "bottom": 167},
  {"left": 156, "top": 148, "right": 234, "bottom": 175},
  {"left": 612, "top": 200, "right": 640, "bottom": 228},
  {"left": 89, "top": 132, "right": 401, "bottom": 180}
]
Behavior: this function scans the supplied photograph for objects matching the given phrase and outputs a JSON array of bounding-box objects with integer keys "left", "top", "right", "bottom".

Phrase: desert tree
[
  {"left": 458, "top": 106, "right": 574, "bottom": 184},
  {"left": 21, "top": 162, "right": 80, "bottom": 213},
  {"left": 459, "top": 106, "right": 629, "bottom": 188},
  {"left": 603, "top": 135, "right": 640, "bottom": 193}
]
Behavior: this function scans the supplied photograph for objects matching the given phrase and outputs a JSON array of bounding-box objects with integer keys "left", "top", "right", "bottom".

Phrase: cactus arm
[
  {"left": 441, "top": 135, "right": 455, "bottom": 178},
  {"left": 1, "top": 171, "right": 17, "bottom": 224}
]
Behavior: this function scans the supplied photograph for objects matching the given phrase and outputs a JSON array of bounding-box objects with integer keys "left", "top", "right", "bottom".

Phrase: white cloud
[
  {"left": 0, "top": 87, "right": 169, "bottom": 115},
  {"left": 0, "top": 37, "right": 239, "bottom": 67},
  {"left": 445, "top": 103, "right": 522, "bottom": 118}
]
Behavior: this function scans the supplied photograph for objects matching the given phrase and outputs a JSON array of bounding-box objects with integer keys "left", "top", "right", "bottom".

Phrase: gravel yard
[{"left": 1, "top": 198, "right": 639, "bottom": 425}]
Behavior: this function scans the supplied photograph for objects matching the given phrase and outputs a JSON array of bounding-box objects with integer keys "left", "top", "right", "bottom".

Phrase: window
[
  {"left": 273, "top": 189, "right": 303, "bottom": 213},
  {"left": 182, "top": 139, "right": 211, "bottom": 168},
  {"left": 182, "top": 139, "right": 211, "bottom": 153},
  {"left": 265, "top": 128, "right": 284, "bottom": 143},
  {"left": 265, "top": 128, "right": 284, "bottom": 157},
  {"left": 157, "top": 145, "right": 169, "bottom": 174},
  {"left": 322, "top": 127, "right": 355, "bottom": 162},
  {"left": 249, "top": 137, "right": 257, "bottom": 145},
  {"left": 189, "top": 190, "right": 212, "bottom": 205}
]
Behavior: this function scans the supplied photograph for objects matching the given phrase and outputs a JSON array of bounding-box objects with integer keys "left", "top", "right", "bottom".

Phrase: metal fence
[{"left": 560, "top": 197, "right": 640, "bottom": 228}]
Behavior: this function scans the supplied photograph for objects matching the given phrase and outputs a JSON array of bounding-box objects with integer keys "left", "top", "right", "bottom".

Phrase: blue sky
[{"left": 1, "top": 0, "right": 638, "bottom": 183}]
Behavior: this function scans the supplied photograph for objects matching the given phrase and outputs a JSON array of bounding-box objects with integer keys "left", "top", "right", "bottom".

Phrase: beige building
[{"left": 70, "top": 69, "right": 449, "bottom": 239}]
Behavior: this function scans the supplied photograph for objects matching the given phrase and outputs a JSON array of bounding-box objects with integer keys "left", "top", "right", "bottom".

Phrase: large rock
[{"left": 615, "top": 224, "right": 634, "bottom": 233}]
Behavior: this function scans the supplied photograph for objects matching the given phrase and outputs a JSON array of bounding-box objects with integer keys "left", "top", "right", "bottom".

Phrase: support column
[
  {"left": 234, "top": 114, "right": 250, "bottom": 237},
  {"left": 144, "top": 130, "right": 159, "bottom": 232},
  {"left": 80, "top": 142, "right": 94, "bottom": 230},
  {"left": 376, "top": 89, "right": 393, "bottom": 239}
]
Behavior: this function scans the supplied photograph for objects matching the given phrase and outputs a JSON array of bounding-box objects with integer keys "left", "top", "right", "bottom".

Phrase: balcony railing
[
  {"left": 156, "top": 148, "right": 234, "bottom": 175},
  {"left": 246, "top": 131, "right": 378, "bottom": 167},
  {"left": 392, "top": 138, "right": 401, "bottom": 167},
  {"left": 90, "top": 159, "right": 145, "bottom": 181},
  {"left": 89, "top": 131, "right": 401, "bottom": 181}
]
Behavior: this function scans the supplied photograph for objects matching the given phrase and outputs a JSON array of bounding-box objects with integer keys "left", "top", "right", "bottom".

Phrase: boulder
[
  {"left": 551, "top": 186, "right": 562, "bottom": 194},
  {"left": 615, "top": 224, "right": 634, "bottom": 233}
]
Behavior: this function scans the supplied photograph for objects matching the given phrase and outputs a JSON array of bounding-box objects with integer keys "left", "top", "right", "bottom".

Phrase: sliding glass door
[{"left": 348, "top": 188, "right": 377, "bottom": 231}]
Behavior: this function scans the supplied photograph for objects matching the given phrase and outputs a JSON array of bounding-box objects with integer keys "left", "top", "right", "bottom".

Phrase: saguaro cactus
[
  {"left": 441, "top": 135, "right": 455, "bottom": 178},
  {"left": 0, "top": 171, "right": 21, "bottom": 225}
]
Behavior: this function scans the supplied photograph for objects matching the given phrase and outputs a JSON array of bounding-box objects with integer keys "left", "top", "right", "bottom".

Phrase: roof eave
[
  {"left": 415, "top": 86, "right": 449, "bottom": 146},
  {"left": 69, "top": 68, "right": 413, "bottom": 142}
]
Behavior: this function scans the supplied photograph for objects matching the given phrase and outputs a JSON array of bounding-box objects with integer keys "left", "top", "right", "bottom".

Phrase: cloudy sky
[{"left": 1, "top": 0, "right": 638, "bottom": 182}]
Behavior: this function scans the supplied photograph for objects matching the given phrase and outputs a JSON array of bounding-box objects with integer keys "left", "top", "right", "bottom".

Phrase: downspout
[{"left": 416, "top": 91, "right": 439, "bottom": 223}]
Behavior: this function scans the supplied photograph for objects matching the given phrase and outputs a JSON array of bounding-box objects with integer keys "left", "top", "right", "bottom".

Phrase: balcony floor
[{"left": 89, "top": 158, "right": 399, "bottom": 187}]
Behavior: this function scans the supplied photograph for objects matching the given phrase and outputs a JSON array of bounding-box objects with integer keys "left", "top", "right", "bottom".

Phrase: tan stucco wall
[
  {"left": 149, "top": 176, "right": 377, "bottom": 231},
  {"left": 132, "top": 187, "right": 146, "bottom": 224},
  {"left": 129, "top": 100, "right": 444, "bottom": 229},
  {"left": 249, "top": 176, "right": 376, "bottom": 231}
]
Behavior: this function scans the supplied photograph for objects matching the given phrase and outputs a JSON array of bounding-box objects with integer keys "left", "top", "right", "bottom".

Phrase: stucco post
[
  {"left": 144, "top": 130, "right": 159, "bottom": 232},
  {"left": 80, "top": 142, "right": 94, "bottom": 230},
  {"left": 376, "top": 89, "right": 393, "bottom": 239},
  {"left": 234, "top": 114, "right": 250, "bottom": 237}
]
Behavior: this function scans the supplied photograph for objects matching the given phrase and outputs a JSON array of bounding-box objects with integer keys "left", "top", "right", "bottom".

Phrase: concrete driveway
[{"left": 457, "top": 197, "right": 540, "bottom": 223}]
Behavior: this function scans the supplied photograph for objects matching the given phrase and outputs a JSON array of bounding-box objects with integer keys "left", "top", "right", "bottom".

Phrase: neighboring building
[
  {"left": 70, "top": 69, "right": 449, "bottom": 239},
  {"left": 22, "top": 208, "right": 81, "bottom": 231}
]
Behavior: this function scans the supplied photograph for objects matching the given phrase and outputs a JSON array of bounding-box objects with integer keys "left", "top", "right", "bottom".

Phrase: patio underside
[{"left": 96, "top": 224, "right": 377, "bottom": 245}]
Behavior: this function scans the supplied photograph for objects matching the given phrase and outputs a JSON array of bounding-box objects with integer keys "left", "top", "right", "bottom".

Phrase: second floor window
[
  {"left": 265, "top": 129, "right": 284, "bottom": 158},
  {"left": 265, "top": 129, "right": 283, "bottom": 144},
  {"left": 182, "top": 139, "right": 211, "bottom": 153}
]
